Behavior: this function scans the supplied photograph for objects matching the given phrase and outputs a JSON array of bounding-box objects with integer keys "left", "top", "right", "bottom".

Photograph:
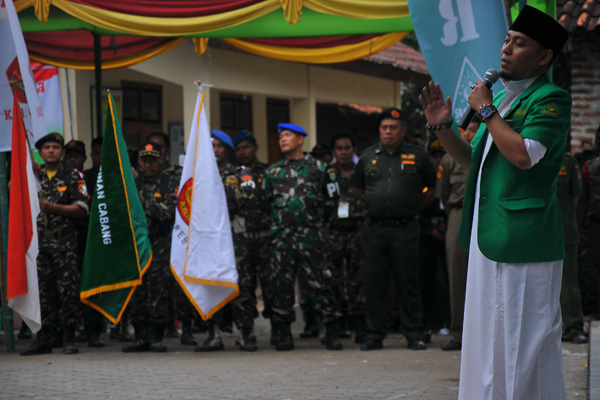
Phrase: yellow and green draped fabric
[
  {"left": 15, "top": 0, "right": 413, "bottom": 68},
  {"left": 80, "top": 91, "right": 152, "bottom": 325},
  {"left": 15, "top": 0, "right": 558, "bottom": 69}
]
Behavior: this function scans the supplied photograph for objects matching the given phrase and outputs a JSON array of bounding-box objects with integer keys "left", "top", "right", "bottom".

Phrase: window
[
  {"left": 122, "top": 82, "right": 162, "bottom": 123},
  {"left": 219, "top": 93, "right": 252, "bottom": 135}
]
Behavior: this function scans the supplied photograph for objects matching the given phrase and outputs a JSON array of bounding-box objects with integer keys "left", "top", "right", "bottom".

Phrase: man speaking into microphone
[{"left": 419, "top": 6, "right": 570, "bottom": 400}]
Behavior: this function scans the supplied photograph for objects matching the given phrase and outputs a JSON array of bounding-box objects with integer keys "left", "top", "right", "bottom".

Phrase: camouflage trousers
[
  {"left": 232, "top": 232, "right": 272, "bottom": 329},
  {"left": 37, "top": 235, "right": 82, "bottom": 329},
  {"left": 270, "top": 228, "right": 339, "bottom": 324},
  {"left": 168, "top": 272, "right": 198, "bottom": 322},
  {"left": 128, "top": 238, "right": 171, "bottom": 324},
  {"left": 327, "top": 225, "right": 366, "bottom": 317}
]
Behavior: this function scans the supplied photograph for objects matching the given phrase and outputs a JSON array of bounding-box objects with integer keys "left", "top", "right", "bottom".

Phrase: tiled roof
[
  {"left": 364, "top": 41, "right": 429, "bottom": 76},
  {"left": 558, "top": 0, "right": 600, "bottom": 32}
]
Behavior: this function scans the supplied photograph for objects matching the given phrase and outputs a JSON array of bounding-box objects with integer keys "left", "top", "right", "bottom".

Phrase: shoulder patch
[
  {"left": 541, "top": 102, "right": 558, "bottom": 118},
  {"left": 327, "top": 168, "right": 336, "bottom": 181}
]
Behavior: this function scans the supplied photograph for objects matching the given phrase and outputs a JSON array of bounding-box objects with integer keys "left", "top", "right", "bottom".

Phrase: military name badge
[
  {"left": 338, "top": 201, "right": 349, "bottom": 219},
  {"left": 559, "top": 165, "right": 567, "bottom": 176},
  {"left": 177, "top": 178, "right": 193, "bottom": 225}
]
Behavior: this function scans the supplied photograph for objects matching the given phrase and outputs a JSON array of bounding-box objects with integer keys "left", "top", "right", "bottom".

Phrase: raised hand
[{"left": 419, "top": 81, "right": 453, "bottom": 126}]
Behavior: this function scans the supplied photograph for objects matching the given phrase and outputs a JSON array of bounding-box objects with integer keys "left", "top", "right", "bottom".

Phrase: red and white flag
[
  {"left": 1, "top": 0, "right": 48, "bottom": 151},
  {"left": 7, "top": 93, "right": 41, "bottom": 334}
]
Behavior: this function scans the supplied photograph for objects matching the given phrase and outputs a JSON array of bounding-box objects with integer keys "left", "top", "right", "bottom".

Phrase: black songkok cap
[{"left": 510, "top": 6, "right": 569, "bottom": 59}]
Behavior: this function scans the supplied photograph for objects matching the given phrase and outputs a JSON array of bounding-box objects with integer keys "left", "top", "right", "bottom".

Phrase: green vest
[{"left": 460, "top": 74, "right": 572, "bottom": 263}]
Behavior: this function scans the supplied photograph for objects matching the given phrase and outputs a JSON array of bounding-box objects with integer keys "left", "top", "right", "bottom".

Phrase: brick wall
[{"left": 570, "top": 32, "right": 600, "bottom": 153}]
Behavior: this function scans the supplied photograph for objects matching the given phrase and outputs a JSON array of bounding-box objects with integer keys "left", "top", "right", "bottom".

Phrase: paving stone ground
[{"left": 0, "top": 328, "right": 589, "bottom": 400}]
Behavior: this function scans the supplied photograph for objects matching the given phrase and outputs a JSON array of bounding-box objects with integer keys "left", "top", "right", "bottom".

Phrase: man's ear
[{"left": 539, "top": 49, "right": 554, "bottom": 68}]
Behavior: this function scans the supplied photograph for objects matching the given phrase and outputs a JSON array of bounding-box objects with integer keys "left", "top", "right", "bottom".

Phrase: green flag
[{"left": 80, "top": 91, "right": 152, "bottom": 324}]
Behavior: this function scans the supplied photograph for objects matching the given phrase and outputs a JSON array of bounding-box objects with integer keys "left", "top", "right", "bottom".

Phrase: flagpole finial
[{"left": 194, "top": 81, "right": 213, "bottom": 90}]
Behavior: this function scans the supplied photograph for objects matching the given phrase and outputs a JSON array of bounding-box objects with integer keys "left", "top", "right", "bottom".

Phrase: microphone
[{"left": 457, "top": 69, "right": 500, "bottom": 131}]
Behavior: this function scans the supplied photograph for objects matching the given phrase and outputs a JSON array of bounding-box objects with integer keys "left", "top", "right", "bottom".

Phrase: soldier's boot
[
  {"left": 270, "top": 320, "right": 280, "bottom": 346},
  {"left": 275, "top": 322, "right": 294, "bottom": 351},
  {"left": 299, "top": 311, "right": 319, "bottom": 339},
  {"left": 165, "top": 320, "right": 180, "bottom": 339},
  {"left": 20, "top": 328, "right": 52, "bottom": 356},
  {"left": 338, "top": 316, "right": 352, "bottom": 339},
  {"left": 148, "top": 323, "right": 168, "bottom": 353},
  {"left": 119, "top": 321, "right": 133, "bottom": 342},
  {"left": 353, "top": 315, "right": 367, "bottom": 344},
  {"left": 50, "top": 329, "right": 63, "bottom": 348},
  {"left": 63, "top": 326, "right": 80, "bottom": 355},
  {"left": 194, "top": 323, "right": 225, "bottom": 352},
  {"left": 237, "top": 327, "right": 258, "bottom": 352},
  {"left": 121, "top": 323, "right": 150, "bottom": 352},
  {"left": 18, "top": 321, "right": 32, "bottom": 340},
  {"left": 324, "top": 322, "right": 343, "bottom": 351},
  {"left": 321, "top": 316, "right": 352, "bottom": 344},
  {"left": 180, "top": 320, "right": 197, "bottom": 346}
]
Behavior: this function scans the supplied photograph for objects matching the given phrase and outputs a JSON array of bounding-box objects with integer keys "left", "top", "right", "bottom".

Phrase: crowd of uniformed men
[{"left": 18, "top": 108, "right": 599, "bottom": 356}]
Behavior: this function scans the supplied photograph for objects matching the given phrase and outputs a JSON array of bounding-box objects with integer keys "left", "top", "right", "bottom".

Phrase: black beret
[
  {"left": 35, "top": 133, "right": 64, "bottom": 150},
  {"left": 377, "top": 108, "right": 404, "bottom": 126}
]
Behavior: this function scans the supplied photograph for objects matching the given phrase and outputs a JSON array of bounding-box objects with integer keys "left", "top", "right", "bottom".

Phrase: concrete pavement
[{"left": 0, "top": 324, "right": 590, "bottom": 400}]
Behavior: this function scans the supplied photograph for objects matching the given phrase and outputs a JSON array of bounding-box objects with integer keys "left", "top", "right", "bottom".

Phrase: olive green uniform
[
  {"left": 556, "top": 153, "right": 585, "bottom": 338},
  {"left": 436, "top": 153, "right": 469, "bottom": 343},
  {"left": 354, "top": 141, "right": 436, "bottom": 342}
]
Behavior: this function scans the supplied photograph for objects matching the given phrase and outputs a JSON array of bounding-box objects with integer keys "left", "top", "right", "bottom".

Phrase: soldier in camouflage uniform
[
  {"left": 262, "top": 123, "right": 342, "bottom": 351},
  {"left": 225, "top": 129, "right": 273, "bottom": 351},
  {"left": 122, "top": 142, "right": 178, "bottom": 353},
  {"left": 146, "top": 132, "right": 197, "bottom": 346},
  {"left": 21, "top": 133, "right": 89, "bottom": 356},
  {"left": 326, "top": 133, "right": 367, "bottom": 344},
  {"left": 194, "top": 130, "right": 236, "bottom": 352},
  {"left": 63, "top": 139, "right": 105, "bottom": 348}
]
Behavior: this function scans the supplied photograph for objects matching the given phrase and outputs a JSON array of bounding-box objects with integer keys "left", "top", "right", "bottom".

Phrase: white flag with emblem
[{"left": 170, "top": 83, "right": 238, "bottom": 320}]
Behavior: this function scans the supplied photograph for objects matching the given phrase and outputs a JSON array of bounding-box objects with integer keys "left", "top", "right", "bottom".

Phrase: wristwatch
[{"left": 478, "top": 104, "right": 497, "bottom": 121}]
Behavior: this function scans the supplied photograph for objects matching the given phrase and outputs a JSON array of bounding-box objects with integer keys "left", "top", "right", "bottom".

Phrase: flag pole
[{"left": 0, "top": 152, "right": 15, "bottom": 351}]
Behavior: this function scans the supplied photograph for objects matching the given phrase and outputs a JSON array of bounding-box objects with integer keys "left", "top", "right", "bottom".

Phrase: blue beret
[
  {"left": 211, "top": 129, "right": 234, "bottom": 149},
  {"left": 233, "top": 129, "right": 255, "bottom": 147},
  {"left": 278, "top": 123, "right": 307, "bottom": 136}
]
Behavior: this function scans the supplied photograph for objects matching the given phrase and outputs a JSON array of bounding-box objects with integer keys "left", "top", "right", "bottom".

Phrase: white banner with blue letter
[{"left": 408, "top": 0, "right": 508, "bottom": 123}]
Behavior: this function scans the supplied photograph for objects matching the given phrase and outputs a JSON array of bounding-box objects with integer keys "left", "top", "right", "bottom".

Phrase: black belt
[
  {"left": 38, "top": 227, "right": 75, "bottom": 240},
  {"left": 330, "top": 218, "right": 361, "bottom": 232},
  {"left": 450, "top": 203, "right": 463, "bottom": 210},
  {"left": 368, "top": 215, "right": 417, "bottom": 226},
  {"left": 243, "top": 229, "right": 271, "bottom": 239}
]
